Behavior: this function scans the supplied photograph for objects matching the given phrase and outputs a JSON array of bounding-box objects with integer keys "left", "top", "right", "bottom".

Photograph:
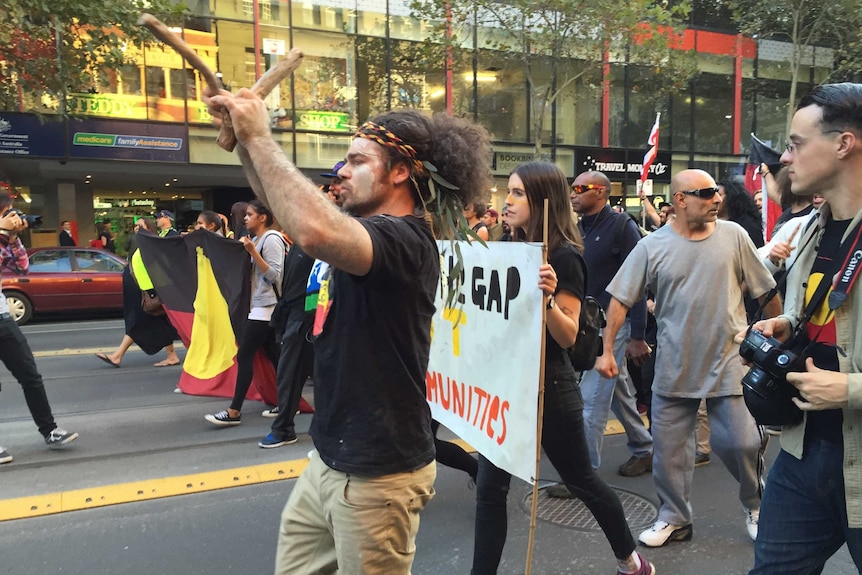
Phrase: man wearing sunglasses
[
  {"left": 562, "top": 171, "right": 653, "bottom": 480},
  {"left": 597, "top": 169, "right": 780, "bottom": 548},
  {"left": 747, "top": 83, "right": 862, "bottom": 574}
]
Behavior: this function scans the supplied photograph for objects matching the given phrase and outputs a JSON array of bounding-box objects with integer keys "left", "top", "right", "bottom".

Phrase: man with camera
[
  {"left": 596, "top": 168, "right": 780, "bottom": 548},
  {"left": 748, "top": 83, "right": 862, "bottom": 573},
  {"left": 0, "top": 195, "right": 78, "bottom": 464}
]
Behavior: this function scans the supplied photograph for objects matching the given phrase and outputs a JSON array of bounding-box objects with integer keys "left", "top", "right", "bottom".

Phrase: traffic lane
[
  {"left": 0, "top": 352, "right": 313, "bottom": 499},
  {"left": 3, "top": 452, "right": 855, "bottom": 575},
  {"left": 0, "top": 480, "right": 287, "bottom": 575},
  {"left": 0, "top": 350, "right": 191, "bottom": 419},
  {"left": 20, "top": 318, "right": 126, "bottom": 354}
]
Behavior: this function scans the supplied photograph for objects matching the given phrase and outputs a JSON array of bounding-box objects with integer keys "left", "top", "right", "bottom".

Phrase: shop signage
[
  {"left": 68, "top": 93, "right": 213, "bottom": 124},
  {"left": 263, "top": 38, "right": 286, "bottom": 55},
  {"left": 295, "top": 110, "right": 351, "bottom": 132},
  {"left": 493, "top": 151, "right": 550, "bottom": 173},
  {"left": 575, "top": 148, "right": 671, "bottom": 182},
  {"left": 0, "top": 113, "right": 65, "bottom": 158},
  {"left": 68, "top": 119, "right": 188, "bottom": 163}
]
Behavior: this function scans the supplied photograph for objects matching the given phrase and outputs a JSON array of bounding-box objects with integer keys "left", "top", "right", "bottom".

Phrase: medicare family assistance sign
[{"left": 428, "top": 241, "right": 543, "bottom": 484}]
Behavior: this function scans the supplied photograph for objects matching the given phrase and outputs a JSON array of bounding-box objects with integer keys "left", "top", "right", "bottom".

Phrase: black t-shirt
[
  {"left": 309, "top": 214, "right": 438, "bottom": 475},
  {"left": 803, "top": 217, "right": 849, "bottom": 445},
  {"left": 100, "top": 231, "right": 115, "bottom": 252},
  {"left": 547, "top": 243, "right": 587, "bottom": 370}
]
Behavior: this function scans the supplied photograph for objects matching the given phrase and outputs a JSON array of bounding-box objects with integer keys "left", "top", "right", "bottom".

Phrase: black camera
[
  {"left": 2, "top": 208, "right": 42, "bottom": 229},
  {"left": 739, "top": 329, "right": 804, "bottom": 425}
]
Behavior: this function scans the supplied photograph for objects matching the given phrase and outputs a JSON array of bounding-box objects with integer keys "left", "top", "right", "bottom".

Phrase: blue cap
[{"left": 320, "top": 161, "right": 346, "bottom": 179}]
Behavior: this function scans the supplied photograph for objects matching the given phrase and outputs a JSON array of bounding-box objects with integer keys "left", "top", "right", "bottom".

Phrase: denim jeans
[
  {"left": 580, "top": 319, "right": 653, "bottom": 469},
  {"left": 0, "top": 316, "right": 56, "bottom": 436},
  {"left": 751, "top": 440, "right": 862, "bottom": 574},
  {"left": 471, "top": 367, "right": 637, "bottom": 575}
]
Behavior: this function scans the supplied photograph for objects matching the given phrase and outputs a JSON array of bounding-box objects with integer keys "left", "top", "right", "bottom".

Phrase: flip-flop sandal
[
  {"left": 95, "top": 353, "right": 120, "bottom": 368},
  {"left": 154, "top": 360, "right": 180, "bottom": 367}
]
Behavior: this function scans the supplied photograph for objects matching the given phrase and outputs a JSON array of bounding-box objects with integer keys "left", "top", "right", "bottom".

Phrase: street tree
[
  {"left": 411, "top": 0, "right": 698, "bottom": 155},
  {"left": 0, "top": 0, "right": 185, "bottom": 114},
  {"left": 728, "top": 0, "right": 861, "bottom": 134}
]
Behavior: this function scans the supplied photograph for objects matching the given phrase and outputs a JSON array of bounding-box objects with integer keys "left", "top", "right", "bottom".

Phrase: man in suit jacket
[{"left": 58, "top": 221, "right": 75, "bottom": 246}]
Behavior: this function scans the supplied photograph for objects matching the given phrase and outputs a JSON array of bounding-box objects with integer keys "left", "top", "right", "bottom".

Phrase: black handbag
[
  {"left": 567, "top": 295, "right": 606, "bottom": 371},
  {"left": 564, "top": 255, "right": 606, "bottom": 371}
]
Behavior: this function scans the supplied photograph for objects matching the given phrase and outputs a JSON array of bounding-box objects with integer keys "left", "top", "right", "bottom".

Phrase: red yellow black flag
[{"left": 136, "top": 230, "right": 277, "bottom": 404}]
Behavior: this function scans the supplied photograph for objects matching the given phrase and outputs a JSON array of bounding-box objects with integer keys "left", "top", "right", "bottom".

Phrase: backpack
[
  {"left": 566, "top": 254, "right": 607, "bottom": 371},
  {"left": 610, "top": 211, "right": 647, "bottom": 257}
]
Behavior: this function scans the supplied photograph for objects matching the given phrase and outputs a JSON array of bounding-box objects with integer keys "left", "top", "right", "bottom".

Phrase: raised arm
[{"left": 206, "top": 89, "right": 373, "bottom": 276}]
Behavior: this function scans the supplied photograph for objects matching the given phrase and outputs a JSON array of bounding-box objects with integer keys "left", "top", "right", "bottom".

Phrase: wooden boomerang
[{"left": 138, "top": 14, "right": 303, "bottom": 151}]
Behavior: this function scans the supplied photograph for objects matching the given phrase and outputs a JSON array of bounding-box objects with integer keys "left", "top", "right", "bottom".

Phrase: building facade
[{"left": 0, "top": 0, "right": 834, "bottom": 249}]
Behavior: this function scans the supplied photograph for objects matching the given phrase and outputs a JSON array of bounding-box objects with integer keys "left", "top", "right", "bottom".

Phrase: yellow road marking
[
  {"left": 0, "top": 459, "right": 308, "bottom": 522},
  {"left": 2, "top": 349, "right": 646, "bottom": 521}
]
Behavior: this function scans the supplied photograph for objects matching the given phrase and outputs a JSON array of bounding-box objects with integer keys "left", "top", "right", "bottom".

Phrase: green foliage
[
  {"left": 728, "top": 0, "right": 862, "bottom": 131},
  {"left": 411, "top": 0, "right": 697, "bottom": 154},
  {"left": 0, "top": 0, "right": 187, "bottom": 113}
]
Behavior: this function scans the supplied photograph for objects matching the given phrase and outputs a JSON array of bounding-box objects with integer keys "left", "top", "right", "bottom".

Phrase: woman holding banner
[{"left": 470, "top": 161, "right": 654, "bottom": 575}]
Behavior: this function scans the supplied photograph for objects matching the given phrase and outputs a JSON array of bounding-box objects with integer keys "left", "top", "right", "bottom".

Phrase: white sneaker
[
  {"left": 261, "top": 406, "right": 279, "bottom": 418},
  {"left": 745, "top": 508, "right": 759, "bottom": 541},
  {"left": 638, "top": 520, "right": 693, "bottom": 547},
  {"left": 0, "top": 447, "right": 12, "bottom": 464}
]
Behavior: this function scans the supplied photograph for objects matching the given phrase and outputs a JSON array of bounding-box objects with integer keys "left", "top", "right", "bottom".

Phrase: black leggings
[
  {"left": 230, "top": 319, "right": 280, "bottom": 412},
  {"left": 471, "top": 374, "right": 636, "bottom": 574},
  {"left": 432, "top": 420, "right": 478, "bottom": 481}
]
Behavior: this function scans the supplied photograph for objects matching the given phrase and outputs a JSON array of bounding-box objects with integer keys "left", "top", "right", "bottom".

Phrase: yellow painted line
[
  {"left": 605, "top": 414, "right": 650, "bottom": 435},
  {"left": 0, "top": 412, "right": 641, "bottom": 521},
  {"left": 0, "top": 459, "right": 307, "bottom": 522}
]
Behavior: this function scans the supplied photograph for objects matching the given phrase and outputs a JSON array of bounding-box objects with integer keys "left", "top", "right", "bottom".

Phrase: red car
[{"left": 1, "top": 247, "right": 126, "bottom": 325}]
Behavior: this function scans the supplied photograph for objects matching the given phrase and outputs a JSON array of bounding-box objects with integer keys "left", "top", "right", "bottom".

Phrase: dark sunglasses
[
  {"left": 572, "top": 184, "right": 606, "bottom": 194},
  {"left": 679, "top": 187, "right": 719, "bottom": 199}
]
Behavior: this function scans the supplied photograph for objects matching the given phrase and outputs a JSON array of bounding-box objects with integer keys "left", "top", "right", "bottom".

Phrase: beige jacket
[{"left": 779, "top": 202, "right": 862, "bottom": 527}]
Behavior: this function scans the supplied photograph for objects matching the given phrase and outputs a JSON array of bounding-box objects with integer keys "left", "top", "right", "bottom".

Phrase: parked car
[{"left": 1, "top": 247, "right": 126, "bottom": 325}]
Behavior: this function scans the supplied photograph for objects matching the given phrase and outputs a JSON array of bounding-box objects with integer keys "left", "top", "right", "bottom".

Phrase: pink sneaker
[{"left": 618, "top": 551, "right": 656, "bottom": 575}]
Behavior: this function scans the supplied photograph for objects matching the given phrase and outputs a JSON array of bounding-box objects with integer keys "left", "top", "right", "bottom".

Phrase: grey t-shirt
[{"left": 607, "top": 220, "right": 776, "bottom": 398}]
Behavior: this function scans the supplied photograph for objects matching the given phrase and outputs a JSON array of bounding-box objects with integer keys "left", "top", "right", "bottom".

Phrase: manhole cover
[{"left": 522, "top": 485, "right": 658, "bottom": 533}]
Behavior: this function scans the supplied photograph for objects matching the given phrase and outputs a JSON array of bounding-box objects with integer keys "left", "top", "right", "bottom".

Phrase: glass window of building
[
  {"left": 292, "top": 30, "right": 356, "bottom": 132},
  {"left": 212, "top": 21, "right": 256, "bottom": 92},
  {"left": 475, "top": 49, "right": 528, "bottom": 142},
  {"left": 692, "top": 72, "right": 734, "bottom": 153},
  {"left": 293, "top": 2, "right": 355, "bottom": 33},
  {"left": 358, "top": 2, "right": 388, "bottom": 37},
  {"left": 555, "top": 62, "right": 601, "bottom": 147}
]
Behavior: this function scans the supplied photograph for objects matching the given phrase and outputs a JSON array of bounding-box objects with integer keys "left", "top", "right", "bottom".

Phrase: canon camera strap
[{"left": 792, "top": 217, "right": 862, "bottom": 344}]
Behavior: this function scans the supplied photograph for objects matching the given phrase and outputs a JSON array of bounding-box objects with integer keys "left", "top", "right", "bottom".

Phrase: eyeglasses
[
  {"left": 571, "top": 184, "right": 606, "bottom": 194},
  {"left": 678, "top": 187, "right": 719, "bottom": 199},
  {"left": 784, "top": 130, "right": 844, "bottom": 154}
]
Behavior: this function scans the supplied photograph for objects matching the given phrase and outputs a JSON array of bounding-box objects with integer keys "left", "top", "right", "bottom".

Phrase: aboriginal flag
[{"left": 136, "top": 230, "right": 277, "bottom": 404}]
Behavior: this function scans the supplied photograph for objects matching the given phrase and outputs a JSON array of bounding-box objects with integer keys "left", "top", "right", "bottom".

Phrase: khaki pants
[{"left": 275, "top": 451, "right": 436, "bottom": 575}]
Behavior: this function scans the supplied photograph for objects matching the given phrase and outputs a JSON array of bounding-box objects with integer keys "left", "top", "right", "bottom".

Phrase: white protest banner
[{"left": 427, "top": 240, "right": 543, "bottom": 484}]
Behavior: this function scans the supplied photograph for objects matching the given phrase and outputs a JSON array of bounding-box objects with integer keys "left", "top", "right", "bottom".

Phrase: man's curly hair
[{"left": 368, "top": 110, "right": 493, "bottom": 217}]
